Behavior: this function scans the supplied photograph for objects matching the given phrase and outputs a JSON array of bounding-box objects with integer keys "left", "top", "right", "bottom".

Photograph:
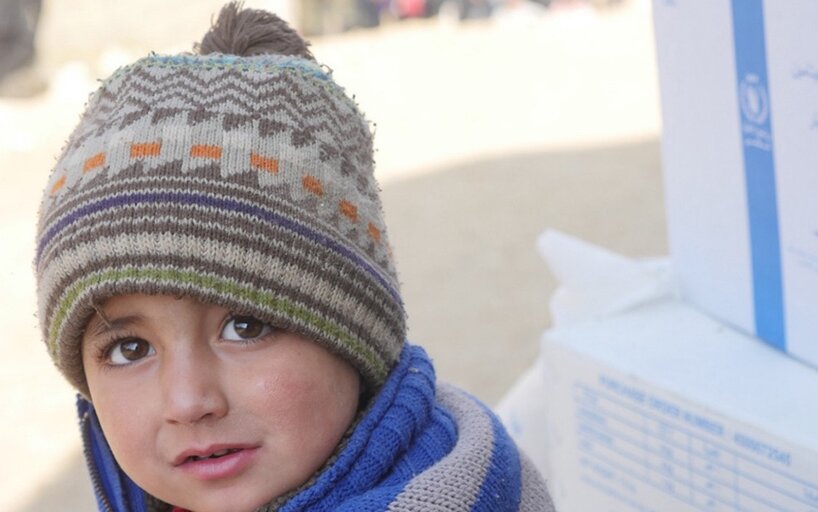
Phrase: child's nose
[{"left": 160, "top": 347, "right": 228, "bottom": 425}]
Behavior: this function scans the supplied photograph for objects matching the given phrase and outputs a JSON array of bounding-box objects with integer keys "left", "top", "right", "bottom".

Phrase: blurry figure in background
[
  {"left": 297, "top": 0, "right": 503, "bottom": 35},
  {"left": 428, "top": 0, "right": 494, "bottom": 21},
  {"left": 356, "top": 0, "right": 388, "bottom": 28},
  {"left": 459, "top": 0, "right": 495, "bottom": 19},
  {"left": 526, "top": 0, "right": 553, "bottom": 7},
  {"left": 298, "top": 0, "right": 388, "bottom": 35},
  {"left": 492, "top": 0, "right": 551, "bottom": 20},
  {"left": 0, "top": 0, "right": 45, "bottom": 97},
  {"left": 589, "top": 0, "right": 625, "bottom": 7},
  {"left": 392, "top": 0, "right": 426, "bottom": 18},
  {"left": 294, "top": 0, "right": 625, "bottom": 36}
]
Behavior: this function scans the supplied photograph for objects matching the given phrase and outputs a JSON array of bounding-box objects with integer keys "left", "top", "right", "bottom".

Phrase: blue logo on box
[
  {"left": 740, "top": 73, "right": 769, "bottom": 125},
  {"left": 739, "top": 73, "right": 772, "bottom": 151}
]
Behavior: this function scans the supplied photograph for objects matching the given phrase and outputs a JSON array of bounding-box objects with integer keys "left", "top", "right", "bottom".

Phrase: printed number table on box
[
  {"left": 654, "top": 0, "right": 818, "bottom": 367},
  {"left": 542, "top": 299, "right": 818, "bottom": 512}
]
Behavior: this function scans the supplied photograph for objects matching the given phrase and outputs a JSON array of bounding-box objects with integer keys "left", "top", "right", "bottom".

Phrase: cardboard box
[
  {"left": 654, "top": 0, "right": 818, "bottom": 366},
  {"left": 542, "top": 299, "right": 818, "bottom": 512}
]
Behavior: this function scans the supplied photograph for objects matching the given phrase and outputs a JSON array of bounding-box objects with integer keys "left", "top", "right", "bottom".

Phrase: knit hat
[{"left": 35, "top": 3, "right": 405, "bottom": 398}]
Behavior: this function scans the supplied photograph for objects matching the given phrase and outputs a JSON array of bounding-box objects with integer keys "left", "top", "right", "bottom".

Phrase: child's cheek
[
  {"left": 242, "top": 350, "right": 359, "bottom": 457},
  {"left": 94, "top": 387, "right": 163, "bottom": 485}
]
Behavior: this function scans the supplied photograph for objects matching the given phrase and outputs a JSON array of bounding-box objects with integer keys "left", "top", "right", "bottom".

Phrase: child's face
[{"left": 81, "top": 294, "right": 361, "bottom": 512}]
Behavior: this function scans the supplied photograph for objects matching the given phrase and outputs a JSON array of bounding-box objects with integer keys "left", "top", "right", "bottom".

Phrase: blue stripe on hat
[{"left": 37, "top": 191, "right": 401, "bottom": 304}]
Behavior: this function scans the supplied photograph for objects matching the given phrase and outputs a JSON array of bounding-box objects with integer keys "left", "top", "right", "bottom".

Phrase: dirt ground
[{"left": 0, "top": 0, "right": 664, "bottom": 509}]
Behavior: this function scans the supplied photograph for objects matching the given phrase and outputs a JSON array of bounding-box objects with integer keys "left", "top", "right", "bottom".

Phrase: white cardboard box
[
  {"left": 654, "top": 0, "right": 818, "bottom": 367},
  {"left": 542, "top": 299, "right": 818, "bottom": 512}
]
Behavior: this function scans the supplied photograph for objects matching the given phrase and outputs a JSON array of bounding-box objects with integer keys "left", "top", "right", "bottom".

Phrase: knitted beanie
[{"left": 34, "top": 3, "right": 405, "bottom": 397}]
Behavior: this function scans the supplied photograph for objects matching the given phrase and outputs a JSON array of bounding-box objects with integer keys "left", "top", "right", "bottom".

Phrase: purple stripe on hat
[{"left": 37, "top": 191, "right": 401, "bottom": 305}]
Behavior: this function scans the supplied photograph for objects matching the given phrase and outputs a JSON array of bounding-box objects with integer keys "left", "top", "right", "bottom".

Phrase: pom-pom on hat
[{"left": 35, "top": 2, "right": 405, "bottom": 397}]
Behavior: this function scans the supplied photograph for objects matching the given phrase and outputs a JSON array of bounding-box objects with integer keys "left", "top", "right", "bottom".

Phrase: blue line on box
[{"left": 731, "top": 0, "right": 786, "bottom": 349}]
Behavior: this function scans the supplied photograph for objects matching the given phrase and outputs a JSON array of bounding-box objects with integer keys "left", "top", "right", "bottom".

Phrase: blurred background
[{"left": 0, "top": 0, "right": 664, "bottom": 509}]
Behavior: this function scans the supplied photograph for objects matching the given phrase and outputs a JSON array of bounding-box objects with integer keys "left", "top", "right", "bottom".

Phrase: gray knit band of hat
[{"left": 34, "top": 3, "right": 405, "bottom": 397}]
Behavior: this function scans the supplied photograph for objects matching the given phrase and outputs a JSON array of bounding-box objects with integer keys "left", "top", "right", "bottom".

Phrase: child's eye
[
  {"left": 222, "top": 315, "right": 274, "bottom": 341},
  {"left": 108, "top": 338, "right": 155, "bottom": 365}
]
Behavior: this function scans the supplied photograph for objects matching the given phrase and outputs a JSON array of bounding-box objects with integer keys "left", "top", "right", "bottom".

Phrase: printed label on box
[{"left": 548, "top": 346, "right": 818, "bottom": 512}]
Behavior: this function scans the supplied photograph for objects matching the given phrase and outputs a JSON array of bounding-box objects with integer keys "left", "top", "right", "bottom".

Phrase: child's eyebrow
[{"left": 89, "top": 314, "right": 145, "bottom": 338}]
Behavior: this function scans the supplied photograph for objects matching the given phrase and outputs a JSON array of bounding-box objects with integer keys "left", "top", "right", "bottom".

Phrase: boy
[{"left": 34, "top": 3, "right": 554, "bottom": 511}]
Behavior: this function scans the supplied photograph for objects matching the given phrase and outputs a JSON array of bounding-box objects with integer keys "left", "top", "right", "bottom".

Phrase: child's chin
[{"left": 171, "top": 493, "right": 277, "bottom": 512}]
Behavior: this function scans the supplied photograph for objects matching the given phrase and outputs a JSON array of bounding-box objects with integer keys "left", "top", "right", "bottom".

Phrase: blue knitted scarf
[{"left": 78, "top": 345, "right": 553, "bottom": 511}]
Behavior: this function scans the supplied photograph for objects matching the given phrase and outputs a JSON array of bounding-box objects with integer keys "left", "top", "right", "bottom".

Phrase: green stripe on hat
[{"left": 49, "top": 266, "right": 388, "bottom": 380}]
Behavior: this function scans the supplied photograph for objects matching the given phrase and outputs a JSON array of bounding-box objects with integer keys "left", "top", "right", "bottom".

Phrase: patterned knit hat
[{"left": 35, "top": 3, "right": 405, "bottom": 397}]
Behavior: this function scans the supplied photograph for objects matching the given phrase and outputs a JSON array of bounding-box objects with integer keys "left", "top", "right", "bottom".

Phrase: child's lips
[
  {"left": 173, "top": 444, "right": 260, "bottom": 480},
  {"left": 173, "top": 443, "right": 256, "bottom": 466}
]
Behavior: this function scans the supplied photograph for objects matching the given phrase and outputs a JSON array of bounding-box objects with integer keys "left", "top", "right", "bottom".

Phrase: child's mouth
[
  {"left": 175, "top": 445, "right": 260, "bottom": 480},
  {"left": 185, "top": 448, "right": 242, "bottom": 463}
]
